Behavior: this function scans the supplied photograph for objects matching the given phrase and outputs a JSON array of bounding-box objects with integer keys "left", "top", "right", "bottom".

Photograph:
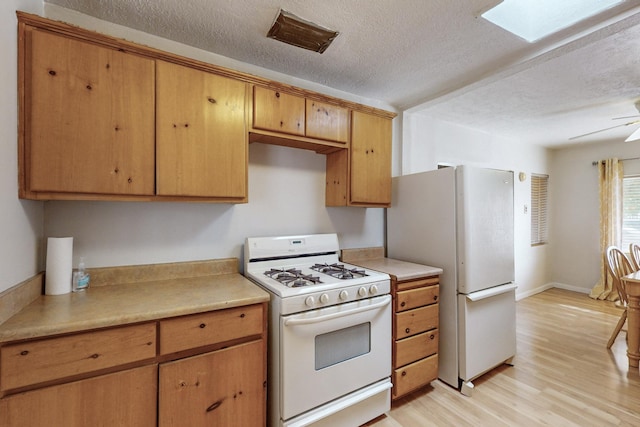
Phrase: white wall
[
  {"left": 37, "top": 6, "right": 392, "bottom": 273},
  {"left": 550, "top": 138, "right": 640, "bottom": 292},
  {"left": 401, "top": 113, "right": 551, "bottom": 299},
  {"left": 0, "top": 0, "right": 44, "bottom": 293}
]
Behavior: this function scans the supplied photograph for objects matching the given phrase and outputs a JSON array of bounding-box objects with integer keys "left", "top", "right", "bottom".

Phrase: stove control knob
[
  {"left": 320, "top": 293, "right": 330, "bottom": 304},
  {"left": 339, "top": 290, "right": 349, "bottom": 300},
  {"left": 358, "top": 287, "right": 367, "bottom": 297},
  {"left": 369, "top": 285, "right": 379, "bottom": 295},
  {"left": 305, "top": 296, "right": 315, "bottom": 307}
]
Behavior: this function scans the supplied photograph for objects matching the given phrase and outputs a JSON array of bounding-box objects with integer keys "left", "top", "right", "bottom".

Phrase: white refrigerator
[{"left": 386, "top": 165, "right": 516, "bottom": 396}]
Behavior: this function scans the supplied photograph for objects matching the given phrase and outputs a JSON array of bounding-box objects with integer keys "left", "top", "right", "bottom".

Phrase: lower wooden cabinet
[
  {"left": 0, "top": 365, "right": 157, "bottom": 427},
  {"left": 393, "top": 276, "right": 440, "bottom": 399},
  {"left": 0, "top": 303, "right": 267, "bottom": 427},
  {"left": 159, "top": 340, "right": 265, "bottom": 426}
]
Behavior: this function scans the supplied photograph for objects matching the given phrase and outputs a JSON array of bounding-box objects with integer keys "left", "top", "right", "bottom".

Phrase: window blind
[
  {"left": 622, "top": 176, "right": 640, "bottom": 250},
  {"left": 531, "top": 174, "right": 549, "bottom": 245}
]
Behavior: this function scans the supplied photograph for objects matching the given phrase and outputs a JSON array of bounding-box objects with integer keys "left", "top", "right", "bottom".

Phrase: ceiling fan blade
[
  {"left": 625, "top": 126, "right": 640, "bottom": 142},
  {"left": 569, "top": 121, "right": 636, "bottom": 140},
  {"left": 612, "top": 115, "right": 640, "bottom": 120}
]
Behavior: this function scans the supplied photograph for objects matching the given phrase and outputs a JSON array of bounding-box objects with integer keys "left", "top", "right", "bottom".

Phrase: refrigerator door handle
[{"left": 465, "top": 283, "right": 517, "bottom": 302}]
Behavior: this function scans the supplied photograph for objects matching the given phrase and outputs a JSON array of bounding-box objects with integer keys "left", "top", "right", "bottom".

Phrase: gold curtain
[{"left": 590, "top": 158, "right": 624, "bottom": 300}]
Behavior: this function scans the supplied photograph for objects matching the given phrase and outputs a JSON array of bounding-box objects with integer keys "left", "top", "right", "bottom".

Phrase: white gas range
[{"left": 244, "top": 234, "right": 392, "bottom": 427}]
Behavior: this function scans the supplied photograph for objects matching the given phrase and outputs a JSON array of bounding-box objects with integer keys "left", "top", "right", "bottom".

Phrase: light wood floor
[{"left": 367, "top": 288, "right": 640, "bottom": 426}]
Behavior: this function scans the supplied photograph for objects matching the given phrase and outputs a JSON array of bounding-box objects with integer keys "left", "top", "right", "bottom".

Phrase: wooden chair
[
  {"left": 629, "top": 243, "right": 640, "bottom": 271},
  {"left": 605, "top": 246, "right": 633, "bottom": 348}
]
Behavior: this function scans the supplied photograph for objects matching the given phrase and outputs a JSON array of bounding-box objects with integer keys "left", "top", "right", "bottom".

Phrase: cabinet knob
[
  {"left": 430, "top": 334, "right": 435, "bottom": 340},
  {"left": 405, "top": 328, "right": 410, "bottom": 334},
  {"left": 199, "top": 323, "right": 206, "bottom": 328},
  {"left": 401, "top": 371, "right": 407, "bottom": 377},
  {"left": 275, "top": 92, "right": 280, "bottom": 98},
  {"left": 434, "top": 295, "right": 438, "bottom": 301},
  {"left": 207, "top": 97, "right": 216, "bottom": 104},
  {"left": 400, "top": 301, "right": 406, "bottom": 307}
]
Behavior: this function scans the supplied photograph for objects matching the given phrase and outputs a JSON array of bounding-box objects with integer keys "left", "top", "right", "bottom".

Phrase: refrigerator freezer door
[
  {"left": 456, "top": 166, "right": 514, "bottom": 294},
  {"left": 458, "top": 284, "right": 516, "bottom": 383}
]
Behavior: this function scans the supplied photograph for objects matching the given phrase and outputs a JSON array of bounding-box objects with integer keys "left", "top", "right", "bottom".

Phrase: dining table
[{"left": 621, "top": 271, "right": 640, "bottom": 370}]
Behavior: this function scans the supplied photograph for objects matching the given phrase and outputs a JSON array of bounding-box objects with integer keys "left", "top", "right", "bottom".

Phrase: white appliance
[
  {"left": 244, "top": 233, "right": 392, "bottom": 427},
  {"left": 386, "top": 165, "right": 516, "bottom": 396}
]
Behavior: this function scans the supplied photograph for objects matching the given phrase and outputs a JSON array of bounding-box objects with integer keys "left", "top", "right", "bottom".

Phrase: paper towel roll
[{"left": 45, "top": 237, "right": 73, "bottom": 295}]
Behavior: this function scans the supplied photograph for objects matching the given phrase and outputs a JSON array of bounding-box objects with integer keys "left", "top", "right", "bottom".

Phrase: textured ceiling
[{"left": 45, "top": 0, "right": 640, "bottom": 147}]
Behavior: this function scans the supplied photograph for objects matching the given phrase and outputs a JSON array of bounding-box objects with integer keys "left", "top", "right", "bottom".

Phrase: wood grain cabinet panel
[
  {"left": 395, "top": 303, "right": 439, "bottom": 340},
  {"left": 159, "top": 340, "right": 265, "bottom": 427},
  {"left": 26, "top": 28, "right": 155, "bottom": 196},
  {"left": 0, "top": 323, "right": 156, "bottom": 392},
  {"left": 253, "top": 86, "right": 305, "bottom": 136},
  {"left": 393, "top": 354, "right": 438, "bottom": 398},
  {"left": 349, "top": 111, "right": 392, "bottom": 206},
  {"left": 305, "top": 99, "right": 349, "bottom": 143},
  {"left": 156, "top": 61, "right": 247, "bottom": 199},
  {"left": 159, "top": 304, "right": 263, "bottom": 355},
  {"left": 394, "top": 329, "right": 439, "bottom": 368},
  {"left": 0, "top": 365, "right": 157, "bottom": 427},
  {"left": 396, "top": 285, "right": 439, "bottom": 312}
]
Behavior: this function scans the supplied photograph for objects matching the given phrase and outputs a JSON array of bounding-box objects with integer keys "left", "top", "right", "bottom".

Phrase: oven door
[{"left": 280, "top": 294, "right": 392, "bottom": 421}]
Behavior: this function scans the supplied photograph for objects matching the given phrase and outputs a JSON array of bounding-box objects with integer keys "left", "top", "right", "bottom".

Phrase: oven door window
[{"left": 315, "top": 322, "right": 370, "bottom": 370}]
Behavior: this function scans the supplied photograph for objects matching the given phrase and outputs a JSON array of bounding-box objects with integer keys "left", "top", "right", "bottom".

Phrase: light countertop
[
  {"left": 341, "top": 247, "right": 442, "bottom": 281},
  {"left": 0, "top": 260, "right": 269, "bottom": 343}
]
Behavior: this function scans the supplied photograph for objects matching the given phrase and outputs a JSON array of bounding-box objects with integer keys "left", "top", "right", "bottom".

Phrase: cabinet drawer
[
  {"left": 253, "top": 86, "right": 305, "bottom": 136},
  {"left": 396, "top": 285, "right": 439, "bottom": 312},
  {"left": 159, "top": 304, "right": 263, "bottom": 355},
  {"left": 395, "top": 304, "right": 438, "bottom": 339},
  {"left": 394, "top": 329, "right": 438, "bottom": 368},
  {"left": 0, "top": 323, "right": 156, "bottom": 392},
  {"left": 393, "top": 354, "right": 438, "bottom": 399}
]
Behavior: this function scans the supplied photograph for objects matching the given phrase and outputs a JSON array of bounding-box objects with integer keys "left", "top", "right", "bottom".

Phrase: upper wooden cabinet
[
  {"left": 25, "top": 28, "right": 155, "bottom": 197},
  {"left": 156, "top": 61, "right": 247, "bottom": 199},
  {"left": 326, "top": 111, "right": 393, "bottom": 207},
  {"left": 306, "top": 99, "right": 349, "bottom": 143},
  {"left": 251, "top": 86, "right": 350, "bottom": 149},
  {"left": 253, "top": 86, "right": 305, "bottom": 136}
]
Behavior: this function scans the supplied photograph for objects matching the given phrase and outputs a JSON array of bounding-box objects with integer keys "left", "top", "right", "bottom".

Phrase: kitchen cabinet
[
  {"left": 393, "top": 276, "right": 439, "bottom": 399},
  {"left": 253, "top": 85, "right": 306, "bottom": 136},
  {"left": 0, "top": 304, "right": 267, "bottom": 427},
  {"left": 159, "top": 340, "right": 264, "bottom": 426},
  {"left": 0, "top": 365, "right": 157, "bottom": 427},
  {"left": 23, "top": 27, "right": 155, "bottom": 197},
  {"left": 326, "top": 111, "right": 392, "bottom": 207},
  {"left": 156, "top": 60, "right": 247, "bottom": 199},
  {"left": 250, "top": 85, "right": 350, "bottom": 153},
  {"left": 17, "top": 12, "right": 395, "bottom": 206}
]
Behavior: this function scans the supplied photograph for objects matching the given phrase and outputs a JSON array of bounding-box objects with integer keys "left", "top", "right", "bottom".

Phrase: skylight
[{"left": 481, "top": 0, "right": 624, "bottom": 43}]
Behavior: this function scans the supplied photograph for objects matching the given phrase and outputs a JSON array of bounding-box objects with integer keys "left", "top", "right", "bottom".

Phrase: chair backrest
[
  {"left": 606, "top": 246, "right": 633, "bottom": 306},
  {"left": 630, "top": 243, "right": 640, "bottom": 271}
]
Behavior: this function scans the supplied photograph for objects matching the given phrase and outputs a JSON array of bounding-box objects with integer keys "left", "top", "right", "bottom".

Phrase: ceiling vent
[{"left": 267, "top": 9, "right": 339, "bottom": 54}]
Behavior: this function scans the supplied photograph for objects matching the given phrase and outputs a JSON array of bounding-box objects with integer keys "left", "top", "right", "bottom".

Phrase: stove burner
[
  {"left": 310, "top": 263, "right": 368, "bottom": 280},
  {"left": 264, "top": 268, "right": 323, "bottom": 287}
]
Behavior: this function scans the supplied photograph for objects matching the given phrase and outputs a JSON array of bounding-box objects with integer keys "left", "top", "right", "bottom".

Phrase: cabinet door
[
  {"left": 159, "top": 340, "right": 265, "bottom": 427},
  {"left": 306, "top": 99, "right": 349, "bottom": 143},
  {"left": 253, "top": 86, "right": 305, "bottom": 136},
  {"left": 350, "top": 111, "right": 392, "bottom": 206},
  {"left": 156, "top": 61, "right": 247, "bottom": 199},
  {"left": 27, "top": 29, "right": 155, "bottom": 195},
  {"left": 0, "top": 365, "right": 157, "bottom": 427}
]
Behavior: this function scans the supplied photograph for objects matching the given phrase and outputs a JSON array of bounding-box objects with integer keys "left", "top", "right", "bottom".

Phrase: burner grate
[
  {"left": 264, "top": 268, "right": 323, "bottom": 287},
  {"left": 310, "top": 263, "right": 368, "bottom": 280}
]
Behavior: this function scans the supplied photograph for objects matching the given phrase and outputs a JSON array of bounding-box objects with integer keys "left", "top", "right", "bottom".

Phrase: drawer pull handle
[
  {"left": 430, "top": 334, "right": 435, "bottom": 340},
  {"left": 275, "top": 92, "right": 280, "bottom": 98},
  {"left": 400, "top": 302, "right": 406, "bottom": 307},
  {"left": 20, "top": 350, "right": 29, "bottom": 356},
  {"left": 434, "top": 295, "right": 438, "bottom": 301},
  {"left": 240, "top": 313, "right": 246, "bottom": 318},
  {"left": 405, "top": 328, "right": 410, "bottom": 334},
  {"left": 199, "top": 323, "right": 206, "bottom": 329},
  {"left": 401, "top": 371, "right": 407, "bottom": 377},
  {"left": 90, "top": 353, "right": 100, "bottom": 359},
  {"left": 206, "top": 400, "right": 223, "bottom": 412},
  {"left": 207, "top": 97, "right": 216, "bottom": 104}
]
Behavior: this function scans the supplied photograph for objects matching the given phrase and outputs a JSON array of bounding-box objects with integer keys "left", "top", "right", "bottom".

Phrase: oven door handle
[{"left": 284, "top": 295, "right": 391, "bottom": 326}]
